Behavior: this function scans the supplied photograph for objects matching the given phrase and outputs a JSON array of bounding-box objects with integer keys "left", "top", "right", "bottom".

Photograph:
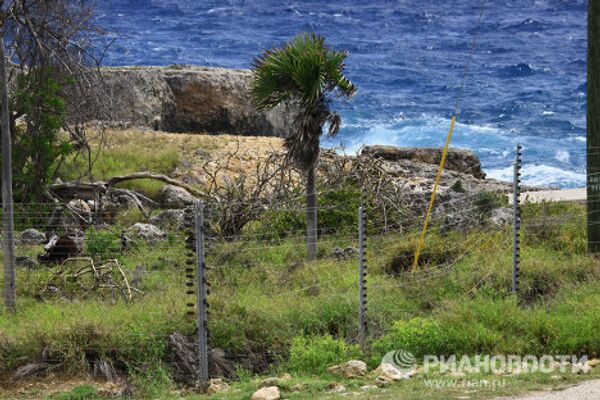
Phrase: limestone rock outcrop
[{"left": 70, "top": 66, "right": 293, "bottom": 137}]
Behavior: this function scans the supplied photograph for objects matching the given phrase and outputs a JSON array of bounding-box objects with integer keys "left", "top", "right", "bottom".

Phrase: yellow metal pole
[{"left": 411, "top": 115, "right": 457, "bottom": 272}]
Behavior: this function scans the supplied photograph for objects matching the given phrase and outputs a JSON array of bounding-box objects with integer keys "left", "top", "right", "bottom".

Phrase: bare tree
[{"left": 1, "top": 0, "right": 107, "bottom": 311}]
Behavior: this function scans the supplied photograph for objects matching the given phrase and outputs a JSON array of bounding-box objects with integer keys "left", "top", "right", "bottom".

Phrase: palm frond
[{"left": 251, "top": 32, "right": 356, "bottom": 169}]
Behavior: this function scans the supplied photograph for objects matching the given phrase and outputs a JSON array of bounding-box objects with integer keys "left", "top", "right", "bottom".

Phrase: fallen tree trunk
[{"left": 106, "top": 172, "right": 205, "bottom": 198}]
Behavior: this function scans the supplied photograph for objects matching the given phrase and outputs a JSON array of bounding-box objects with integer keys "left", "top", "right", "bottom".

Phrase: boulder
[
  {"left": 18, "top": 228, "right": 46, "bottom": 245},
  {"left": 327, "top": 360, "right": 367, "bottom": 378},
  {"left": 250, "top": 386, "right": 280, "bottom": 400},
  {"left": 129, "top": 223, "right": 166, "bottom": 242},
  {"left": 573, "top": 362, "right": 592, "bottom": 375},
  {"left": 68, "top": 66, "right": 294, "bottom": 138},
  {"left": 586, "top": 358, "right": 600, "bottom": 368},
  {"left": 362, "top": 145, "right": 485, "bottom": 179},
  {"left": 326, "top": 382, "right": 347, "bottom": 393},
  {"left": 158, "top": 185, "right": 196, "bottom": 208},
  {"left": 149, "top": 209, "right": 185, "bottom": 228},
  {"left": 68, "top": 199, "right": 92, "bottom": 213},
  {"left": 259, "top": 377, "right": 281, "bottom": 388},
  {"left": 374, "top": 363, "right": 416, "bottom": 383},
  {"left": 206, "top": 378, "right": 229, "bottom": 394},
  {"left": 490, "top": 207, "right": 512, "bottom": 226}
]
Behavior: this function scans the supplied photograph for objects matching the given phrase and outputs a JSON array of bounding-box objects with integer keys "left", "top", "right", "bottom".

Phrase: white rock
[
  {"left": 129, "top": 223, "right": 166, "bottom": 242},
  {"left": 251, "top": 386, "right": 281, "bottom": 400},
  {"left": 206, "top": 378, "right": 229, "bottom": 394},
  {"left": 328, "top": 360, "right": 367, "bottom": 378},
  {"left": 68, "top": 199, "right": 91, "bottom": 213},
  {"left": 327, "top": 383, "right": 346, "bottom": 393},
  {"left": 361, "top": 384, "right": 378, "bottom": 391},
  {"left": 19, "top": 228, "right": 46, "bottom": 245},
  {"left": 149, "top": 209, "right": 184, "bottom": 228},
  {"left": 490, "top": 207, "right": 512, "bottom": 226},
  {"left": 158, "top": 184, "right": 196, "bottom": 208},
  {"left": 375, "top": 362, "right": 416, "bottom": 382},
  {"left": 573, "top": 362, "right": 592, "bottom": 375},
  {"left": 586, "top": 358, "right": 600, "bottom": 368}
]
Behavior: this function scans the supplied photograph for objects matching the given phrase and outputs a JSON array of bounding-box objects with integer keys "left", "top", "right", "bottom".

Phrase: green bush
[
  {"left": 85, "top": 228, "right": 121, "bottom": 259},
  {"left": 371, "top": 317, "right": 447, "bottom": 362},
  {"left": 287, "top": 335, "right": 360, "bottom": 374},
  {"left": 9, "top": 70, "right": 71, "bottom": 204},
  {"left": 244, "top": 188, "right": 360, "bottom": 240},
  {"left": 50, "top": 385, "right": 98, "bottom": 400},
  {"left": 473, "top": 190, "right": 508, "bottom": 215}
]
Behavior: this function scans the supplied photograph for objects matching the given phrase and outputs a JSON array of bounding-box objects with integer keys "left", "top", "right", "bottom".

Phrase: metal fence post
[
  {"left": 195, "top": 201, "right": 209, "bottom": 382},
  {"left": 512, "top": 144, "right": 522, "bottom": 295},
  {"left": 358, "top": 205, "right": 367, "bottom": 350}
]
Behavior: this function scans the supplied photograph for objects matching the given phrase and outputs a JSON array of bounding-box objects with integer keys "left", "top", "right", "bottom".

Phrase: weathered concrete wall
[{"left": 70, "top": 66, "right": 293, "bottom": 137}]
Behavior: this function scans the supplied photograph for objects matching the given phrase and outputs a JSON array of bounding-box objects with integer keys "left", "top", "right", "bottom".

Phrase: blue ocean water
[{"left": 96, "top": 0, "right": 587, "bottom": 188}]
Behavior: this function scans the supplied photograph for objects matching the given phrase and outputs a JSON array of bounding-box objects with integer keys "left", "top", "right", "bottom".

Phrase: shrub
[
  {"left": 85, "top": 228, "right": 121, "bottom": 259},
  {"left": 473, "top": 190, "right": 507, "bottom": 215},
  {"left": 10, "top": 70, "right": 71, "bottom": 204},
  {"left": 371, "top": 317, "right": 447, "bottom": 363},
  {"left": 287, "top": 335, "right": 360, "bottom": 374}
]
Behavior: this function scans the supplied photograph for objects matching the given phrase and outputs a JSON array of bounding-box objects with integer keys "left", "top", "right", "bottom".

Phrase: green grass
[
  {"left": 58, "top": 130, "right": 182, "bottom": 198},
  {"left": 2, "top": 201, "right": 600, "bottom": 399}
]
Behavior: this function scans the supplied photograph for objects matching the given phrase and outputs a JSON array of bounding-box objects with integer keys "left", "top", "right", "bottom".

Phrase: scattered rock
[
  {"left": 68, "top": 199, "right": 92, "bottom": 213},
  {"left": 290, "top": 383, "right": 306, "bottom": 392},
  {"left": 158, "top": 184, "right": 196, "bottom": 208},
  {"left": 374, "top": 376, "right": 390, "bottom": 387},
  {"left": 260, "top": 377, "right": 281, "bottom": 388},
  {"left": 573, "top": 362, "right": 592, "bottom": 375},
  {"left": 326, "top": 382, "right": 346, "bottom": 393},
  {"left": 328, "top": 360, "right": 367, "bottom": 378},
  {"left": 251, "top": 386, "right": 281, "bottom": 400},
  {"left": 374, "top": 363, "right": 416, "bottom": 384},
  {"left": 18, "top": 228, "right": 46, "bottom": 245},
  {"left": 279, "top": 373, "right": 292, "bottom": 381},
  {"left": 361, "top": 384, "right": 378, "bottom": 391},
  {"left": 490, "top": 207, "right": 512, "bottom": 226},
  {"left": 129, "top": 223, "right": 166, "bottom": 242},
  {"left": 16, "top": 256, "right": 38, "bottom": 269},
  {"left": 149, "top": 209, "right": 185, "bottom": 229},
  {"left": 206, "top": 378, "right": 229, "bottom": 394},
  {"left": 332, "top": 246, "right": 358, "bottom": 260},
  {"left": 587, "top": 359, "right": 600, "bottom": 368}
]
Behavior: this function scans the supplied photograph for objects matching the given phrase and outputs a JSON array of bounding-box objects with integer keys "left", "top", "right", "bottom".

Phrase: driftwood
[
  {"left": 169, "top": 332, "right": 237, "bottom": 383},
  {"left": 43, "top": 257, "right": 141, "bottom": 302},
  {"left": 106, "top": 172, "right": 204, "bottom": 197},
  {"left": 47, "top": 172, "right": 204, "bottom": 222}
]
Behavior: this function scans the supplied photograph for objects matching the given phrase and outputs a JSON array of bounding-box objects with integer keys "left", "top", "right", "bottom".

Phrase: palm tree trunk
[{"left": 306, "top": 166, "right": 318, "bottom": 261}]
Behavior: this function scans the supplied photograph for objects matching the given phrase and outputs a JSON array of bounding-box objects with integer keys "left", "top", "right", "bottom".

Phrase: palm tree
[{"left": 251, "top": 33, "right": 356, "bottom": 260}]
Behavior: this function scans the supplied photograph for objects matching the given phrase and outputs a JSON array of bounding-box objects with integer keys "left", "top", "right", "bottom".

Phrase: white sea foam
[
  {"left": 486, "top": 164, "right": 585, "bottom": 188},
  {"left": 555, "top": 150, "right": 570, "bottom": 163}
]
